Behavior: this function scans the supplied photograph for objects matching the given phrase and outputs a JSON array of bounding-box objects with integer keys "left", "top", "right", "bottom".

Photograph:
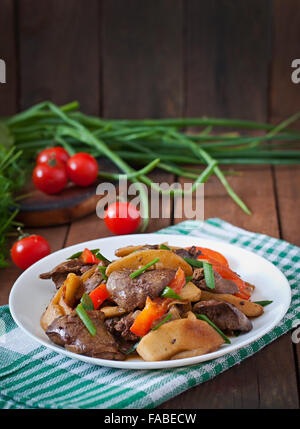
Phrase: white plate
[{"left": 9, "top": 233, "right": 291, "bottom": 370}]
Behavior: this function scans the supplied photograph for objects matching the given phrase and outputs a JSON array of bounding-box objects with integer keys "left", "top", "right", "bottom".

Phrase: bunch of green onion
[{"left": 1, "top": 101, "right": 300, "bottom": 265}]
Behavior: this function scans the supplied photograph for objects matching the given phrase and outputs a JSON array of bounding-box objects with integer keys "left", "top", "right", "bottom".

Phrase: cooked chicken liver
[
  {"left": 46, "top": 310, "right": 125, "bottom": 360},
  {"left": 82, "top": 270, "right": 105, "bottom": 294},
  {"left": 174, "top": 246, "right": 202, "bottom": 260},
  {"left": 193, "top": 300, "right": 252, "bottom": 333},
  {"left": 192, "top": 268, "right": 239, "bottom": 295},
  {"left": 105, "top": 311, "right": 140, "bottom": 342},
  {"left": 106, "top": 269, "right": 176, "bottom": 311},
  {"left": 40, "top": 259, "right": 95, "bottom": 289}
]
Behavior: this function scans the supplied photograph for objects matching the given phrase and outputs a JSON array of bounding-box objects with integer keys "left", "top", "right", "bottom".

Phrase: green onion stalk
[{"left": 1, "top": 101, "right": 300, "bottom": 267}]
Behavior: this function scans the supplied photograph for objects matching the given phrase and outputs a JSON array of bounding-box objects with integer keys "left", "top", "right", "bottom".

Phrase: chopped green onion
[
  {"left": 159, "top": 244, "right": 171, "bottom": 250},
  {"left": 161, "top": 286, "right": 182, "bottom": 300},
  {"left": 80, "top": 293, "right": 95, "bottom": 311},
  {"left": 183, "top": 257, "right": 205, "bottom": 268},
  {"left": 152, "top": 314, "right": 173, "bottom": 331},
  {"left": 76, "top": 304, "right": 96, "bottom": 336},
  {"left": 98, "top": 265, "right": 108, "bottom": 281},
  {"left": 203, "top": 261, "right": 215, "bottom": 289},
  {"left": 125, "top": 341, "right": 140, "bottom": 355},
  {"left": 67, "top": 251, "right": 82, "bottom": 260},
  {"left": 68, "top": 248, "right": 99, "bottom": 260},
  {"left": 254, "top": 300, "right": 273, "bottom": 307},
  {"left": 95, "top": 251, "right": 111, "bottom": 264},
  {"left": 129, "top": 257, "right": 160, "bottom": 279},
  {"left": 196, "top": 314, "right": 231, "bottom": 344},
  {"left": 185, "top": 275, "right": 193, "bottom": 284}
]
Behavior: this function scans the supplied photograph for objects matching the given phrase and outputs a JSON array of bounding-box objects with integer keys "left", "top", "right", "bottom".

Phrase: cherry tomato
[
  {"left": 37, "top": 147, "right": 70, "bottom": 165},
  {"left": 104, "top": 201, "right": 141, "bottom": 235},
  {"left": 11, "top": 234, "right": 51, "bottom": 270},
  {"left": 67, "top": 153, "right": 99, "bottom": 187},
  {"left": 33, "top": 161, "right": 68, "bottom": 194}
]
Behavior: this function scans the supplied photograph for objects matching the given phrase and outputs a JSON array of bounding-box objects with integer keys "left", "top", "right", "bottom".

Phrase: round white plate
[{"left": 9, "top": 233, "right": 291, "bottom": 369}]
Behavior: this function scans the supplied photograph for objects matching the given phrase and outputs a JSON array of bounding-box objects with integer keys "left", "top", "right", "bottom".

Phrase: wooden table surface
[{"left": 1, "top": 0, "right": 300, "bottom": 409}]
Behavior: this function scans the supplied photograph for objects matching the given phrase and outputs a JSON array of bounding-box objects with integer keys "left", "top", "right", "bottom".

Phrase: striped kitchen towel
[{"left": 0, "top": 218, "right": 299, "bottom": 409}]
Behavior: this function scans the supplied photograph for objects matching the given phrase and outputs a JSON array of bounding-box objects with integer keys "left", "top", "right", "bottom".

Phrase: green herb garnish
[
  {"left": 80, "top": 293, "right": 95, "bottom": 311},
  {"left": 129, "top": 258, "right": 160, "bottom": 279},
  {"left": 185, "top": 275, "right": 193, "bottom": 285},
  {"left": 76, "top": 304, "right": 96, "bottom": 336},
  {"left": 161, "top": 286, "right": 182, "bottom": 300},
  {"left": 184, "top": 257, "right": 205, "bottom": 268},
  {"left": 159, "top": 244, "right": 171, "bottom": 250},
  {"left": 151, "top": 314, "right": 173, "bottom": 331},
  {"left": 196, "top": 314, "right": 231, "bottom": 344},
  {"left": 254, "top": 300, "right": 273, "bottom": 307},
  {"left": 95, "top": 251, "right": 111, "bottom": 264},
  {"left": 203, "top": 261, "right": 215, "bottom": 289},
  {"left": 126, "top": 341, "right": 140, "bottom": 355},
  {"left": 98, "top": 265, "right": 108, "bottom": 281}
]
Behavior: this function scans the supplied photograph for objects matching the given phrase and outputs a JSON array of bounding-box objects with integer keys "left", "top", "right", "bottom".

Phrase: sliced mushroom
[
  {"left": 136, "top": 318, "right": 224, "bottom": 361},
  {"left": 106, "top": 249, "right": 193, "bottom": 277}
]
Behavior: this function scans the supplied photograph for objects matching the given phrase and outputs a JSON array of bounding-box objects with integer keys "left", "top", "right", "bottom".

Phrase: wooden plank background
[{"left": 0, "top": 0, "right": 299, "bottom": 409}]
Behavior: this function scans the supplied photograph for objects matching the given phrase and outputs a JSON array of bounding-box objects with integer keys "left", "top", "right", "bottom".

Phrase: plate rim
[{"left": 9, "top": 233, "right": 292, "bottom": 370}]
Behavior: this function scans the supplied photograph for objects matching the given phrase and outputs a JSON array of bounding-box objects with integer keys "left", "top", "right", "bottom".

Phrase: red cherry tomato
[
  {"left": 33, "top": 161, "right": 68, "bottom": 194},
  {"left": 104, "top": 201, "right": 141, "bottom": 235},
  {"left": 11, "top": 234, "right": 51, "bottom": 270},
  {"left": 37, "top": 147, "right": 70, "bottom": 165},
  {"left": 67, "top": 153, "right": 99, "bottom": 187}
]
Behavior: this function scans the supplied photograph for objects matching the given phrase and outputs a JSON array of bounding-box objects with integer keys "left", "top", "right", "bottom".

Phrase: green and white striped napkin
[{"left": 0, "top": 218, "right": 299, "bottom": 409}]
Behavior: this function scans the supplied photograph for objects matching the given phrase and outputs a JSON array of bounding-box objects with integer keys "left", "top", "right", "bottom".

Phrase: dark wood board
[
  {"left": 16, "top": 181, "right": 102, "bottom": 227},
  {"left": 16, "top": 159, "right": 119, "bottom": 227}
]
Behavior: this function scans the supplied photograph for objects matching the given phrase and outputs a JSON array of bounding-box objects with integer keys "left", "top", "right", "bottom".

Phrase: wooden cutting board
[
  {"left": 16, "top": 181, "right": 101, "bottom": 227},
  {"left": 16, "top": 159, "right": 118, "bottom": 227}
]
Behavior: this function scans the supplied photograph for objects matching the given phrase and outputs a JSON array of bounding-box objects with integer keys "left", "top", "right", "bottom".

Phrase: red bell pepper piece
[
  {"left": 191, "top": 246, "right": 229, "bottom": 267},
  {"left": 130, "top": 297, "right": 166, "bottom": 337},
  {"left": 189, "top": 246, "right": 250, "bottom": 300},
  {"left": 211, "top": 261, "right": 250, "bottom": 300},
  {"left": 89, "top": 283, "right": 110, "bottom": 309},
  {"left": 130, "top": 268, "right": 186, "bottom": 337},
  {"left": 167, "top": 267, "right": 186, "bottom": 294},
  {"left": 81, "top": 248, "right": 100, "bottom": 264}
]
